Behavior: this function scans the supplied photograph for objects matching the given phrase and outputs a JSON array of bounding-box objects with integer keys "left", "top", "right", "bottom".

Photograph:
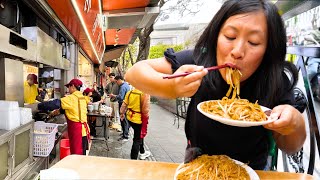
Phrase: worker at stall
[
  {"left": 24, "top": 74, "right": 42, "bottom": 104},
  {"left": 91, "top": 83, "right": 102, "bottom": 103},
  {"left": 83, "top": 87, "right": 93, "bottom": 102},
  {"left": 83, "top": 87, "right": 97, "bottom": 137},
  {"left": 60, "top": 79, "right": 90, "bottom": 155}
]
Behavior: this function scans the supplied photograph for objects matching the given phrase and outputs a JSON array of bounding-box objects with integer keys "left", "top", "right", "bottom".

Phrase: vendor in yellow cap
[
  {"left": 61, "top": 79, "right": 90, "bottom": 155},
  {"left": 24, "top": 74, "right": 41, "bottom": 104}
]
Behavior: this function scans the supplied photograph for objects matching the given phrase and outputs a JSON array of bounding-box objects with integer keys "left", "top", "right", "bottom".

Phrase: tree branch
[
  {"left": 127, "top": 48, "right": 135, "bottom": 65},
  {"left": 121, "top": 48, "right": 126, "bottom": 73}
]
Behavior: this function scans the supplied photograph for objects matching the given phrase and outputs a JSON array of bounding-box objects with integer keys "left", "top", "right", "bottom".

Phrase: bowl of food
[{"left": 174, "top": 155, "right": 259, "bottom": 180}]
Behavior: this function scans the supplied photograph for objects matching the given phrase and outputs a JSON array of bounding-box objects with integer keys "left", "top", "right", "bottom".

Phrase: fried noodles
[
  {"left": 201, "top": 67, "right": 267, "bottom": 122},
  {"left": 175, "top": 155, "right": 250, "bottom": 180},
  {"left": 226, "top": 67, "right": 241, "bottom": 100},
  {"left": 201, "top": 97, "right": 267, "bottom": 121}
]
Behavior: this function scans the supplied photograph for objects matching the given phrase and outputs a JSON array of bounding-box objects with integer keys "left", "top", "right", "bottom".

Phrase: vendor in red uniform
[{"left": 61, "top": 79, "right": 90, "bottom": 155}]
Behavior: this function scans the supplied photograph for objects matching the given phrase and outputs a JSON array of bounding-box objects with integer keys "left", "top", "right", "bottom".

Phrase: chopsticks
[{"left": 163, "top": 63, "right": 236, "bottom": 79}]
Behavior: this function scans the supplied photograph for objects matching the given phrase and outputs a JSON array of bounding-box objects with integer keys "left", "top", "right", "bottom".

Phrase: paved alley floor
[
  {"left": 89, "top": 103, "right": 186, "bottom": 163},
  {"left": 144, "top": 103, "right": 186, "bottom": 163}
]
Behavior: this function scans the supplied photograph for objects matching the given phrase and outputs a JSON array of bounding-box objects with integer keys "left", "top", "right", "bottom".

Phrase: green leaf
[{"left": 148, "top": 43, "right": 184, "bottom": 59}]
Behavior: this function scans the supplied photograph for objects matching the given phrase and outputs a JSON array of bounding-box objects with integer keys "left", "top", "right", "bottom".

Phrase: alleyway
[{"left": 89, "top": 103, "right": 186, "bottom": 163}]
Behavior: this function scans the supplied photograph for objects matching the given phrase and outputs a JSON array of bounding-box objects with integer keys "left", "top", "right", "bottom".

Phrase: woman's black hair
[{"left": 193, "top": 0, "right": 298, "bottom": 107}]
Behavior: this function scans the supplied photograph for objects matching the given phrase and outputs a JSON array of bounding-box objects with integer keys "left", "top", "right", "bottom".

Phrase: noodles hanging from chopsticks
[
  {"left": 226, "top": 68, "right": 242, "bottom": 100},
  {"left": 200, "top": 67, "right": 267, "bottom": 122},
  {"left": 175, "top": 155, "right": 250, "bottom": 180}
]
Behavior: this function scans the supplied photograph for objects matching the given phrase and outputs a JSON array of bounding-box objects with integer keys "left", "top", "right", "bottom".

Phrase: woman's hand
[
  {"left": 264, "top": 105, "right": 303, "bottom": 135},
  {"left": 264, "top": 104, "right": 306, "bottom": 154},
  {"left": 171, "top": 65, "right": 208, "bottom": 98}
]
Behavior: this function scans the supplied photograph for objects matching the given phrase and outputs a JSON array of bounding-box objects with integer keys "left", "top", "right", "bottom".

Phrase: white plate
[
  {"left": 197, "top": 100, "right": 277, "bottom": 127},
  {"left": 40, "top": 168, "right": 80, "bottom": 179},
  {"left": 174, "top": 159, "right": 260, "bottom": 180},
  {"left": 233, "top": 160, "right": 260, "bottom": 180}
]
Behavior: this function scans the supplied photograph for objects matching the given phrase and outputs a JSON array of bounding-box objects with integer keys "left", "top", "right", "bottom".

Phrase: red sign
[
  {"left": 103, "top": 0, "right": 150, "bottom": 11},
  {"left": 72, "top": 0, "right": 105, "bottom": 62},
  {"left": 105, "top": 28, "right": 136, "bottom": 45},
  {"left": 47, "top": 0, "right": 105, "bottom": 64}
]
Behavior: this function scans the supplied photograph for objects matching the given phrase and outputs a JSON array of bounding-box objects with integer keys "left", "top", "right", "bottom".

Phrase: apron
[
  {"left": 66, "top": 96, "right": 90, "bottom": 155},
  {"left": 126, "top": 92, "right": 149, "bottom": 139}
]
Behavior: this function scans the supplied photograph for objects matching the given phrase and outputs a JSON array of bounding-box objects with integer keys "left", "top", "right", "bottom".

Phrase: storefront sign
[
  {"left": 25, "top": 65, "right": 38, "bottom": 74},
  {"left": 47, "top": 0, "right": 105, "bottom": 64},
  {"left": 71, "top": 0, "right": 105, "bottom": 63},
  {"left": 23, "top": 64, "right": 38, "bottom": 81}
]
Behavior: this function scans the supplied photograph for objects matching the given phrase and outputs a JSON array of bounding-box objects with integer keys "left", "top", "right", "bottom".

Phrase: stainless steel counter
[
  {"left": 13, "top": 157, "right": 48, "bottom": 180},
  {"left": 16, "top": 115, "right": 68, "bottom": 179}
]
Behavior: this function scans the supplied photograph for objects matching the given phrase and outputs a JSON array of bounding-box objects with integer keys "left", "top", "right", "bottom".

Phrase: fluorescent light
[
  {"left": 98, "top": 0, "right": 105, "bottom": 62},
  {"left": 71, "top": 0, "right": 101, "bottom": 63}
]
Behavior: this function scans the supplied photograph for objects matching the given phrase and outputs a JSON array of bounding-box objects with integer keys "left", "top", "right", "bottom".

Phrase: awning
[
  {"left": 44, "top": 0, "right": 160, "bottom": 66},
  {"left": 99, "top": 45, "right": 126, "bottom": 72},
  {"left": 275, "top": 0, "right": 320, "bottom": 20}
]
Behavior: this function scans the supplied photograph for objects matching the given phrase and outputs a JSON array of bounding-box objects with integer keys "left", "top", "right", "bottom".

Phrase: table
[
  {"left": 52, "top": 155, "right": 314, "bottom": 179},
  {"left": 87, "top": 112, "right": 113, "bottom": 150}
]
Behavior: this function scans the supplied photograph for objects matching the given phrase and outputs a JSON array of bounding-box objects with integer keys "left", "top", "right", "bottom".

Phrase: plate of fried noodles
[
  {"left": 174, "top": 155, "right": 259, "bottom": 180},
  {"left": 197, "top": 98, "right": 277, "bottom": 127},
  {"left": 197, "top": 67, "right": 278, "bottom": 127}
]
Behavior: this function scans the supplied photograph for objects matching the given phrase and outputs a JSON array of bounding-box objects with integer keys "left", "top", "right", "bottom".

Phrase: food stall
[{"left": 0, "top": 1, "right": 71, "bottom": 179}]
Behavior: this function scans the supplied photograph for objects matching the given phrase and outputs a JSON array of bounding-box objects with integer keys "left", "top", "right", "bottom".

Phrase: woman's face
[
  {"left": 216, "top": 11, "right": 268, "bottom": 82},
  {"left": 67, "top": 85, "right": 76, "bottom": 94}
]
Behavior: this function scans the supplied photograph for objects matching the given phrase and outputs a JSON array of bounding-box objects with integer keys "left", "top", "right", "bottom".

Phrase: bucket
[{"left": 60, "top": 139, "right": 70, "bottom": 160}]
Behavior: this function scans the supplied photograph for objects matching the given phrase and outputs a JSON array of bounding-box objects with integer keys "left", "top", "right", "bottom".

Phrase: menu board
[{"left": 23, "top": 64, "right": 38, "bottom": 82}]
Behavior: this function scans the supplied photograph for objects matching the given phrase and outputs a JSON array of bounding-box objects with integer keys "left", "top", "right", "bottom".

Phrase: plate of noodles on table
[
  {"left": 197, "top": 67, "right": 278, "bottom": 127},
  {"left": 174, "top": 155, "right": 259, "bottom": 180}
]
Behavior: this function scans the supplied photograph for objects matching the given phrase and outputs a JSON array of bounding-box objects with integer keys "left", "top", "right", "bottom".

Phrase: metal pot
[{"left": 34, "top": 112, "right": 49, "bottom": 122}]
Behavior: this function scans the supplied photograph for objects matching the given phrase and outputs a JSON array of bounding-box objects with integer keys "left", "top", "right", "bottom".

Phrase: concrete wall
[{"left": 153, "top": 97, "right": 190, "bottom": 119}]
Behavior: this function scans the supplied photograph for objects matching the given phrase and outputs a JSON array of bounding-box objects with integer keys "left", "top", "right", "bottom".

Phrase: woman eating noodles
[{"left": 125, "top": 0, "right": 306, "bottom": 170}]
